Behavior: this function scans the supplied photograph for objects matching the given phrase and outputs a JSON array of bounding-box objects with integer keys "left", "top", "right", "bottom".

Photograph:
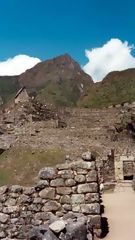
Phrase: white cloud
[
  {"left": 0, "top": 55, "right": 41, "bottom": 76},
  {"left": 83, "top": 38, "right": 135, "bottom": 82}
]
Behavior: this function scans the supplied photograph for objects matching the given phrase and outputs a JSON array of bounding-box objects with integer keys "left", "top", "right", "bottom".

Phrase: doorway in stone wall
[{"left": 123, "top": 161, "right": 134, "bottom": 180}]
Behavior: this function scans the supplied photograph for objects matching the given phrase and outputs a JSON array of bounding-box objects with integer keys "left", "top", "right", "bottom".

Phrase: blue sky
[
  {"left": 0, "top": 0, "right": 135, "bottom": 81},
  {"left": 0, "top": 0, "right": 135, "bottom": 64}
]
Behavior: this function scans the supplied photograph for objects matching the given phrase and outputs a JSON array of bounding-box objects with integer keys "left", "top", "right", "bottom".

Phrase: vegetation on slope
[
  {"left": 78, "top": 69, "right": 135, "bottom": 108},
  {"left": 0, "top": 147, "right": 65, "bottom": 186},
  {"left": 0, "top": 76, "right": 20, "bottom": 104}
]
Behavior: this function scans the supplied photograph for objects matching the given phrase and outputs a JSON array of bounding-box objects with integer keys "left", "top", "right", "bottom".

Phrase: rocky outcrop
[{"left": 0, "top": 152, "right": 102, "bottom": 239}]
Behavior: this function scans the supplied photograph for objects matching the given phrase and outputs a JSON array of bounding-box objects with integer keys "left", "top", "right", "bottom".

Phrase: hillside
[
  {"left": 0, "top": 55, "right": 135, "bottom": 108},
  {"left": 0, "top": 76, "right": 20, "bottom": 104},
  {"left": 18, "top": 54, "right": 93, "bottom": 106},
  {"left": 79, "top": 68, "right": 135, "bottom": 108}
]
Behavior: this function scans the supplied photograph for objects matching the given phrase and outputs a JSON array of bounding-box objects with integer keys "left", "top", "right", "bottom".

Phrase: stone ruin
[{"left": 0, "top": 152, "right": 102, "bottom": 240}]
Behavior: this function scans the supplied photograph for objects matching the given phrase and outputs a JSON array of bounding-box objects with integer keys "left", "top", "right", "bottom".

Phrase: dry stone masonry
[{"left": 0, "top": 152, "right": 102, "bottom": 240}]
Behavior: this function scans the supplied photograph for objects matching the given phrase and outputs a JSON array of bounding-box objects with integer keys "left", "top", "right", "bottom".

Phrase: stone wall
[
  {"left": 0, "top": 152, "right": 102, "bottom": 240},
  {"left": 97, "top": 150, "right": 115, "bottom": 191}
]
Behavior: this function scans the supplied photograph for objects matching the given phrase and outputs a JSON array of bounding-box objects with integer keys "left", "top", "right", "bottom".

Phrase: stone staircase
[{"left": 114, "top": 180, "right": 133, "bottom": 193}]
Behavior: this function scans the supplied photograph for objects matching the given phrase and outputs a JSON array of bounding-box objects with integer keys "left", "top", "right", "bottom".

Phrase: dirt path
[{"left": 102, "top": 183, "right": 135, "bottom": 240}]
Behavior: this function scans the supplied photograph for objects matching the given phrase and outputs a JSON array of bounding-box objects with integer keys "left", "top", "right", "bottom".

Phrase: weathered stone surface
[
  {"left": 28, "top": 226, "right": 48, "bottom": 240},
  {"left": 44, "top": 229, "right": 59, "bottom": 240},
  {"left": 35, "top": 180, "right": 49, "bottom": 191},
  {"left": 39, "top": 167, "right": 57, "bottom": 180},
  {"left": 65, "top": 179, "right": 76, "bottom": 187},
  {"left": 42, "top": 201, "right": 61, "bottom": 212},
  {"left": 56, "top": 187, "right": 72, "bottom": 195},
  {"left": 65, "top": 219, "right": 87, "bottom": 240},
  {"left": 87, "top": 233, "right": 93, "bottom": 240},
  {"left": 0, "top": 185, "right": 8, "bottom": 195},
  {"left": 3, "top": 206, "right": 19, "bottom": 214},
  {"left": 24, "top": 187, "right": 35, "bottom": 195},
  {"left": 76, "top": 169, "right": 88, "bottom": 174},
  {"left": 49, "top": 220, "right": 65, "bottom": 233},
  {"left": 58, "top": 170, "right": 74, "bottom": 179},
  {"left": 50, "top": 178, "right": 65, "bottom": 187},
  {"left": 56, "top": 163, "right": 70, "bottom": 170},
  {"left": 78, "top": 183, "right": 98, "bottom": 193},
  {"left": 10, "top": 185, "right": 23, "bottom": 193},
  {"left": 82, "top": 151, "right": 92, "bottom": 161},
  {"left": 18, "top": 194, "right": 32, "bottom": 203},
  {"left": 63, "top": 204, "right": 72, "bottom": 211},
  {"left": 75, "top": 175, "right": 85, "bottom": 183},
  {"left": 0, "top": 231, "right": 6, "bottom": 238},
  {"left": 35, "top": 212, "right": 56, "bottom": 221},
  {"left": 71, "top": 194, "right": 85, "bottom": 204},
  {"left": 94, "top": 228, "right": 102, "bottom": 238},
  {"left": 85, "top": 193, "right": 99, "bottom": 203},
  {"left": 72, "top": 161, "right": 95, "bottom": 170},
  {"left": 63, "top": 212, "right": 78, "bottom": 220},
  {"left": 90, "top": 215, "right": 101, "bottom": 229},
  {"left": 72, "top": 204, "right": 81, "bottom": 212},
  {"left": 86, "top": 170, "right": 97, "bottom": 182},
  {"left": 0, "top": 212, "right": 9, "bottom": 223},
  {"left": 81, "top": 203, "right": 100, "bottom": 214},
  {"left": 60, "top": 195, "right": 71, "bottom": 204},
  {"left": 39, "top": 188, "right": 55, "bottom": 199},
  {"left": 5, "top": 198, "right": 16, "bottom": 206}
]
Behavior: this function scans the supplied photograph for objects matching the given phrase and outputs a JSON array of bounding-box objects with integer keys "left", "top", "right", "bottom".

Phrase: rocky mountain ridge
[{"left": 0, "top": 54, "right": 135, "bottom": 107}]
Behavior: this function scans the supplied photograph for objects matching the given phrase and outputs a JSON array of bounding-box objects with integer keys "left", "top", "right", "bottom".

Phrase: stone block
[
  {"left": 76, "top": 169, "right": 88, "bottom": 174},
  {"left": 58, "top": 170, "right": 74, "bottom": 179},
  {"left": 72, "top": 204, "right": 81, "bottom": 212},
  {"left": 65, "top": 219, "right": 87, "bottom": 240},
  {"left": 86, "top": 170, "right": 97, "bottom": 182},
  {"left": 65, "top": 179, "right": 76, "bottom": 187},
  {"left": 85, "top": 193, "right": 99, "bottom": 203},
  {"left": 35, "top": 180, "right": 49, "bottom": 191},
  {"left": 91, "top": 215, "right": 101, "bottom": 229},
  {"left": 63, "top": 204, "right": 72, "bottom": 211},
  {"left": 77, "top": 183, "right": 98, "bottom": 193},
  {"left": 18, "top": 194, "right": 32, "bottom": 203},
  {"left": 75, "top": 175, "right": 86, "bottom": 183},
  {"left": 82, "top": 151, "right": 92, "bottom": 161},
  {"left": 10, "top": 185, "right": 23, "bottom": 193},
  {"left": 49, "top": 220, "right": 65, "bottom": 233},
  {"left": 44, "top": 229, "right": 59, "bottom": 240},
  {"left": 71, "top": 194, "right": 85, "bottom": 204},
  {"left": 3, "top": 206, "right": 19, "bottom": 214},
  {"left": 42, "top": 201, "right": 61, "bottom": 212},
  {"left": 0, "top": 213, "right": 9, "bottom": 223},
  {"left": 35, "top": 212, "right": 56, "bottom": 221},
  {"left": 81, "top": 203, "right": 100, "bottom": 214},
  {"left": 72, "top": 161, "right": 95, "bottom": 170},
  {"left": 56, "top": 187, "right": 72, "bottom": 195},
  {"left": 50, "top": 178, "right": 65, "bottom": 187},
  {"left": 60, "top": 195, "right": 71, "bottom": 204},
  {"left": 56, "top": 163, "right": 70, "bottom": 170},
  {"left": 39, "top": 188, "right": 55, "bottom": 199},
  {"left": 0, "top": 186, "right": 8, "bottom": 195},
  {"left": 5, "top": 198, "right": 16, "bottom": 206},
  {"left": 38, "top": 167, "right": 57, "bottom": 180}
]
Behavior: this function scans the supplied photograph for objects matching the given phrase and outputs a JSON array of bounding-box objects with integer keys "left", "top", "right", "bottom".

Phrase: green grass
[{"left": 0, "top": 147, "right": 65, "bottom": 186}]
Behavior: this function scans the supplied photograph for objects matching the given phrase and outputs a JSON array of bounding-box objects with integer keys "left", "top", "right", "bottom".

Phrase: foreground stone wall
[{"left": 0, "top": 153, "right": 101, "bottom": 239}]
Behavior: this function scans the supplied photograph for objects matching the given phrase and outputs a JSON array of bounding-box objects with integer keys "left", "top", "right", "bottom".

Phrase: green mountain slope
[
  {"left": 79, "top": 69, "right": 135, "bottom": 108},
  {"left": 19, "top": 54, "right": 93, "bottom": 106},
  {"left": 0, "top": 76, "right": 20, "bottom": 104}
]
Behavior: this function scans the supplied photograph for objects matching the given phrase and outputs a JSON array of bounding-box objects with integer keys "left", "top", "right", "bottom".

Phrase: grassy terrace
[{"left": 0, "top": 147, "right": 65, "bottom": 186}]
